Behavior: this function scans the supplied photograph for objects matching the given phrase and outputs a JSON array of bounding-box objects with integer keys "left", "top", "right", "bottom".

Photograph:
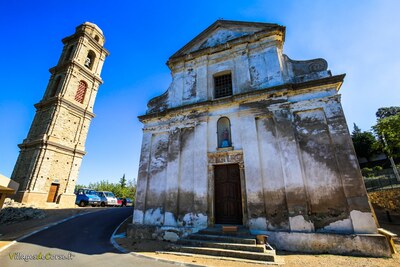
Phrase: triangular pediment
[{"left": 170, "top": 20, "right": 284, "bottom": 60}]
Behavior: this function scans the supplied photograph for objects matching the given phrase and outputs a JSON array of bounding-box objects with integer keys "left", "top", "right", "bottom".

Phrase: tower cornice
[
  {"left": 49, "top": 61, "right": 104, "bottom": 84},
  {"left": 62, "top": 32, "right": 110, "bottom": 56},
  {"left": 34, "top": 97, "right": 96, "bottom": 119},
  {"left": 18, "top": 138, "right": 86, "bottom": 156}
]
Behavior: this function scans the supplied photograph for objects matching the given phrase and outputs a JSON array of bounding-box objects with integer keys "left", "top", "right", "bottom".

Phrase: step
[
  {"left": 170, "top": 245, "right": 276, "bottom": 262},
  {"left": 188, "top": 234, "right": 256, "bottom": 245},
  {"left": 177, "top": 238, "right": 266, "bottom": 253},
  {"left": 198, "top": 227, "right": 252, "bottom": 237},
  {"left": 158, "top": 251, "right": 281, "bottom": 265}
]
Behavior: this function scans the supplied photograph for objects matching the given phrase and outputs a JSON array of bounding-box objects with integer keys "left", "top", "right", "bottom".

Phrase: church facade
[
  {"left": 10, "top": 22, "right": 108, "bottom": 208},
  {"left": 132, "top": 20, "right": 389, "bottom": 255}
]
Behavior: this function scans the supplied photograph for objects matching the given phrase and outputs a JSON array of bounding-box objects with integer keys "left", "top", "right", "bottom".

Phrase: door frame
[
  {"left": 214, "top": 163, "right": 243, "bottom": 224},
  {"left": 207, "top": 150, "right": 248, "bottom": 227}
]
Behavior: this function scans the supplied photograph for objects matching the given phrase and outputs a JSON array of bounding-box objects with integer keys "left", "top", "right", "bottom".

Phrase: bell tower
[{"left": 11, "top": 22, "right": 109, "bottom": 207}]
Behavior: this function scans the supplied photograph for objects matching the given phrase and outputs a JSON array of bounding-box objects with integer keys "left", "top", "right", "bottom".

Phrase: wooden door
[
  {"left": 47, "top": 183, "right": 59, "bottom": 203},
  {"left": 214, "top": 164, "right": 242, "bottom": 224}
]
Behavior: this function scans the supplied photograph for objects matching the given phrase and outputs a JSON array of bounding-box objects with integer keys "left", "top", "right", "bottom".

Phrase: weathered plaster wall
[
  {"left": 134, "top": 113, "right": 209, "bottom": 231},
  {"left": 135, "top": 88, "right": 377, "bottom": 235},
  {"left": 148, "top": 35, "right": 294, "bottom": 113}
]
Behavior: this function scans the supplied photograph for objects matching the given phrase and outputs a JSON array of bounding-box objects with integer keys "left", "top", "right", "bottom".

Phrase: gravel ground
[
  {"left": 116, "top": 237, "right": 400, "bottom": 267},
  {"left": 115, "top": 237, "right": 400, "bottom": 267}
]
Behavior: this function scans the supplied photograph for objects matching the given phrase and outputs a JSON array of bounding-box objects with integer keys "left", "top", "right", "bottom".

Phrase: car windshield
[
  {"left": 85, "top": 190, "right": 97, "bottom": 195},
  {"left": 105, "top": 192, "right": 115, "bottom": 197}
]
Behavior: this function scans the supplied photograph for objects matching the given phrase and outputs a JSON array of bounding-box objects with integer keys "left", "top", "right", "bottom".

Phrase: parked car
[
  {"left": 125, "top": 198, "right": 134, "bottom": 207},
  {"left": 97, "top": 191, "right": 118, "bottom": 207},
  {"left": 116, "top": 197, "right": 133, "bottom": 207},
  {"left": 75, "top": 188, "right": 101, "bottom": 207}
]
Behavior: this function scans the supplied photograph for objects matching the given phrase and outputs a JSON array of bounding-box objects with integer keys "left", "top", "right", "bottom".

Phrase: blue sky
[{"left": 1, "top": 0, "right": 399, "bottom": 185}]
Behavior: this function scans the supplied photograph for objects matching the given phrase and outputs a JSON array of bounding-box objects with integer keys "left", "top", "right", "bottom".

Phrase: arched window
[
  {"left": 49, "top": 76, "right": 61, "bottom": 98},
  {"left": 75, "top": 80, "right": 87, "bottom": 104},
  {"left": 94, "top": 35, "right": 100, "bottom": 42},
  {"left": 84, "top": 50, "right": 96, "bottom": 70},
  {"left": 217, "top": 117, "right": 232, "bottom": 148}
]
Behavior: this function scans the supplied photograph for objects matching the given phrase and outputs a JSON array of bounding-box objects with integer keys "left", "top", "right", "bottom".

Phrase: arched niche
[{"left": 217, "top": 117, "right": 232, "bottom": 148}]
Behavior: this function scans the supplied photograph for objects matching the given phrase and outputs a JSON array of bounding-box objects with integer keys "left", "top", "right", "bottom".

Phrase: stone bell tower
[{"left": 11, "top": 22, "right": 109, "bottom": 208}]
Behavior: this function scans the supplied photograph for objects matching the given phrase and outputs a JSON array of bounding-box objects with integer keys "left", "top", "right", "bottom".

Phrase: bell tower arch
[{"left": 11, "top": 22, "right": 109, "bottom": 207}]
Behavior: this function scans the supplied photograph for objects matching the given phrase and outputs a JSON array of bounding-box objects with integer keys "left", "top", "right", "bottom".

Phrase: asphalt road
[{"left": 0, "top": 208, "right": 176, "bottom": 267}]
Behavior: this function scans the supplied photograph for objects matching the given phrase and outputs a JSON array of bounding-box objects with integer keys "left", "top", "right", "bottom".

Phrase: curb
[
  {"left": 110, "top": 217, "right": 206, "bottom": 267},
  {"left": 0, "top": 208, "right": 105, "bottom": 253}
]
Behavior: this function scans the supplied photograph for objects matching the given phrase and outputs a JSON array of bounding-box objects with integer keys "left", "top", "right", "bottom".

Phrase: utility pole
[{"left": 382, "top": 132, "right": 400, "bottom": 182}]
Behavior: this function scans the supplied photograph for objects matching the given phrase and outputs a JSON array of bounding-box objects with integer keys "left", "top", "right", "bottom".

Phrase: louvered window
[{"left": 75, "top": 81, "right": 87, "bottom": 103}]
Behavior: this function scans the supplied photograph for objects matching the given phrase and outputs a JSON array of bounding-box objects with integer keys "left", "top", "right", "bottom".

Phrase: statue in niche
[
  {"left": 84, "top": 57, "right": 91, "bottom": 67},
  {"left": 221, "top": 128, "right": 230, "bottom": 147}
]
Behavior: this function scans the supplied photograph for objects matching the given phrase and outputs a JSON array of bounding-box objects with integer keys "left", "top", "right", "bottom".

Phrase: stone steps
[
  {"left": 177, "top": 238, "right": 266, "bottom": 253},
  {"left": 168, "top": 229, "right": 277, "bottom": 263},
  {"left": 188, "top": 233, "right": 256, "bottom": 244},
  {"left": 198, "top": 227, "right": 253, "bottom": 237},
  {"left": 169, "top": 245, "right": 276, "bottom": 262}
]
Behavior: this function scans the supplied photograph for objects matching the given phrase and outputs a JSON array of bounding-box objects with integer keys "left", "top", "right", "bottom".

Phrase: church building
[{"left": 131, "top": 20, "right": 389, "bottom": 255}]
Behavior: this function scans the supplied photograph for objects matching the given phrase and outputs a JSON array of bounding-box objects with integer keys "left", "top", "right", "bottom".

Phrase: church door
[
  {"left": 214, "top": 164, "right": 243, "bottom": 224},
  {"left": 47, "top": 183, "right": 59, "bottom": 203}
]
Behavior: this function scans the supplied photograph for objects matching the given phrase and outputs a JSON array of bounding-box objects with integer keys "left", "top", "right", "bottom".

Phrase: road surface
[{"left": 0, "top": 207, "right": 176, "bottom": 267}]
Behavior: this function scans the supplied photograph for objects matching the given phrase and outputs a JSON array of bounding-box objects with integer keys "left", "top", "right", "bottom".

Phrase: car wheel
[
  {"left": 79, "top": 201, "right": 86, "bottom": 207},
  {"left": 91, "top": 204, "right": 96, "bottom": 207},
  {"left": 101, "top": 202, "right": 105, "bottom": 207}
]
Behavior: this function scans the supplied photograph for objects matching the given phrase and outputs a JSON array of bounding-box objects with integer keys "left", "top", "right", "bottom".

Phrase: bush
[
  {"left": 361, "top": 167, "right": 374, "bottom": 177},
  {"left": 373, "top": 166, "right": 383, "bottom": 172}
]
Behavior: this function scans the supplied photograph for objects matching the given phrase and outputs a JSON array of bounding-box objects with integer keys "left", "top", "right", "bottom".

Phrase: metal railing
[{"left": 364, "top": 171, "right": 400, "bottom": 192}]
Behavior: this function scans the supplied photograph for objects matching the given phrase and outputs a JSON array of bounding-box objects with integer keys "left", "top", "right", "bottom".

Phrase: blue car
[{"left": 75, "top": 188, "right": 101, "bottom": 207}]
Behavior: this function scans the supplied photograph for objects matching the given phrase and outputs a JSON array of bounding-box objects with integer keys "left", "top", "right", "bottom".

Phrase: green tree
[
  {"left": 74, "top": 184, "right": 86, "bottom": 191},
  {"left": 85, "top": 178, "right": 137, "bottom": 201},
  {"left": 373, "top": 113, "right": 400, "bottom": 158},
  {"left": 376, "top": 106, "right": 400, "bottom": 120},
  {"left": 119, "top": 174, "right": 127, "bottom": 188},
  {"left": 351, "top": 123, "right": 377, "bottom": 160}
]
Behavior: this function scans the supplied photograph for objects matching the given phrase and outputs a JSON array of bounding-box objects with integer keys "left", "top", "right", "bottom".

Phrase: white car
[{"left": 97, "top": 191, "right": 118, "bottom": 207}]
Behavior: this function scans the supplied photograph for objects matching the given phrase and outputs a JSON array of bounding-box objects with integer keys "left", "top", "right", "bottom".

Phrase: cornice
[
  {"left": 49, "top": 61, "right": 104, "bottom": 84},
  {"left": 62, "top": 32, "right": 110, "bottom": 56},
  {"left": 35, "top": 97, "right": 96, "bottom": 119},
  {"left": 138, "top": 74, "right": 345, "bottom": 122},
  {"left": 18, "top": 138, "right": 86, "bottom": 156}
]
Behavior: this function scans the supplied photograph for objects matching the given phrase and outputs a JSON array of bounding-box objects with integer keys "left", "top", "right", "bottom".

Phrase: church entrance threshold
[{"left": 214, "top": 164, "right": 243, "bottom": 224}]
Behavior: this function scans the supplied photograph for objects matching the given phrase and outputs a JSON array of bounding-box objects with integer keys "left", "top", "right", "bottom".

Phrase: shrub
[
  {"left": 361, "top": 167, "right": 374, "bottom": 177},
  {"left": 373, "top": 166, "right": 383, "bottom": 172}
]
